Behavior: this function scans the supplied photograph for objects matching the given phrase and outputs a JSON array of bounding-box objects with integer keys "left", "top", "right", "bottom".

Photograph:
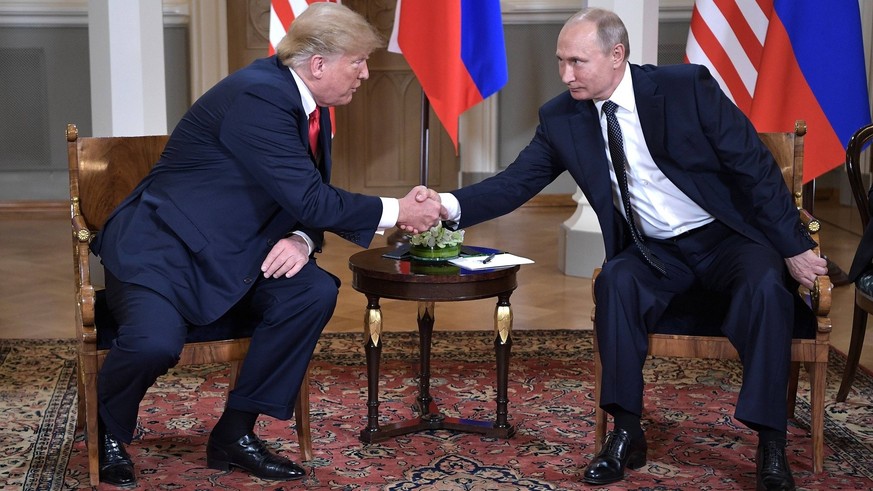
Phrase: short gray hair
[
  {"left": 276, "top": 2, "right": 384, "bottom": 68},
  {"left": 566, "top": 8, "right": 630, "bottom": 61}
]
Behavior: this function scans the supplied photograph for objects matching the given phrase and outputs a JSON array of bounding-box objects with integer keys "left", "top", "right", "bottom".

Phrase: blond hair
[{"left": 276, "top": 2, "right": 384, "bottom": 68}]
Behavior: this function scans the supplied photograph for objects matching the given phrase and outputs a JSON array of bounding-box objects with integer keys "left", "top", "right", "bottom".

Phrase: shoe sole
[{"left": 206, "top": 458, "right": 306, "bottom": 481}]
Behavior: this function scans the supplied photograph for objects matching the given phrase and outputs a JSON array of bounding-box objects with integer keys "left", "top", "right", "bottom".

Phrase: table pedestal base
[
  {"left": 360, "top": 297, "right": 515, "bottom": 443},
  {"left": 360, "top": 404, "right": 516, "bottom": 443}
]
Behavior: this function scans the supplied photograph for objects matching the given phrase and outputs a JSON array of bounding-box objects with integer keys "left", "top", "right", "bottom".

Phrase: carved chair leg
[
  {"left": 808, "top": 360, "right": 826, "bottom": 474},
  {"left": 836, "top": 304, "right": 868, "bottom": 402},
  {"left": 83, "top": 363, "right": 101, "bottom": 486}
]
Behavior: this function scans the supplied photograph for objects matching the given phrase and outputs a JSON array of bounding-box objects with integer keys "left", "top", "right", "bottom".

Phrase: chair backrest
[
  {"left": 759, "top": 120, "right": 806, "bottom": 209},
  {"left": 66, "top": 123, "right": 168, "bottom": 232},
  {"left": 846, "top": 123, "right": 873, "bottom": 230}
]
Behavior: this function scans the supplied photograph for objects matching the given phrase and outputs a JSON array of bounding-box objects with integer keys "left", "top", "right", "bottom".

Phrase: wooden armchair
[
  {"left": 591, "top": 120, "right": 831, "bottom": 473},
  {"left": 836, "top": 122, "right": 873, "bottom": 402},
  {"left": 67, "top": 123, "right": 312, "bottom": 486}
]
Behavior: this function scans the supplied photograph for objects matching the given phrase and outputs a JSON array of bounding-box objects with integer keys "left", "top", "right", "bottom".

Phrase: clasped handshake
[{"left": 396, "top": 185, "right": 448, "bottom": 234}]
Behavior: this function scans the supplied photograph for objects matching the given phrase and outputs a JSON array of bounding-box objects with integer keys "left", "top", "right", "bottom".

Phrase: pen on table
[{"left": 481, "top": 253, "right": 497, "bottom": 264}]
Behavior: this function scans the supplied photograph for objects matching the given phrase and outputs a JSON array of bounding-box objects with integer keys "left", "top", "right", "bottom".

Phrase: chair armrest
[
  {"left": 796, "top": 207, "right": 831, "bottom": 322},
  {"left": 72, "top": 213, "right": 97, "bottom": 333},
  {"left": 798, "top": 208, "right": 820, "bottom": 235},
  {"left": 72, "top": 214, "right": 92, "bottom": 243}
]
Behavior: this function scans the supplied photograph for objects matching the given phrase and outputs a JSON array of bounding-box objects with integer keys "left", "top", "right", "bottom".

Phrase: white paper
[{"left": 448, "top": 253, "right": 535, "bottom": 270}]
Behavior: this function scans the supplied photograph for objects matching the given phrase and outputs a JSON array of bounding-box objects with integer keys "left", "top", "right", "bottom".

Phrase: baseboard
[
  {"left": 0, "top": 200, "right": 67, "bottom": 219},
  {"left": 523, "top": 194, "right": 575, "bottom": 207}
]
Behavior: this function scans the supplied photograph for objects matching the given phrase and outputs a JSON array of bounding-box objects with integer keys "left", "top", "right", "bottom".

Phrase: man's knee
[
  {"left": 306, "top": 270, "right": 339, "bottom": 313},
  {"left": 113, "top": 331, "right": 184, "bottom": 369},
  {"left": 596, "top": 258, "right": 641, "bottom": 298}
]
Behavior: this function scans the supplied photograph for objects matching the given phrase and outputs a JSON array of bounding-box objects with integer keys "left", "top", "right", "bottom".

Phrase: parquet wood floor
[{"left": 1, "top": 199, "right": 870, "bottom": 374}]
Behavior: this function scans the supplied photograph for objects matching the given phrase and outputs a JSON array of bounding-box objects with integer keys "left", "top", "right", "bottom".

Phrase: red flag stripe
[
  {"left": 271, "top": 0, "right": 295, "bottom": 34},
  {"left": 713, "top": 0, "right": 763, "bottom": 69},
  {"left": 688, "top": 7, "right": 753, "bottom": 112}
]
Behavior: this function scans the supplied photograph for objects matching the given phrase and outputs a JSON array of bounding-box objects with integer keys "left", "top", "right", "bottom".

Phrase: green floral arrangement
[
  {"left": 410, "top": 222, "right": 464, "bottom": 248},
  {"left": 409, "top": 222, "right": 465, "bottom": 262}
]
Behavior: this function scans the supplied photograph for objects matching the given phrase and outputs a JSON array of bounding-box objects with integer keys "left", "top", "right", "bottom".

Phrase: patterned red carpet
[{"left": 3, "top": 330, "right": 872, "bottom": 490}]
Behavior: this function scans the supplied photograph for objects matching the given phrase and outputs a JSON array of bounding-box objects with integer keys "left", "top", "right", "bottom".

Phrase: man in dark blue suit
[
  {"left": 90, "top": 3, "right": 442, "bottom": 487},
  {"left": 440, "top": 8, "right": 826, "bottom": 490}
]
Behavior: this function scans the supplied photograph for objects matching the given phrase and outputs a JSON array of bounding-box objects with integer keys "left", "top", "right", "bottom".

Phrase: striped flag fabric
[
  {"left": 686, "top": 0, "right": 871, "bottom": 183},
  {"left": 268, "top": 0, "right": 339, "bottom": 56},
  {"left": 388, "top": 0, "right": 508, "bottom": 153}
]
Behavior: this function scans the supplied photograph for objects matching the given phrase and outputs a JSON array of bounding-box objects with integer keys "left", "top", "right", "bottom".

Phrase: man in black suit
[
  {"left": 90, "top": 3, "right": 441, "bottom": 487},
  {"left": 439, "top": 8, "right": 826, "bottom": 490}
]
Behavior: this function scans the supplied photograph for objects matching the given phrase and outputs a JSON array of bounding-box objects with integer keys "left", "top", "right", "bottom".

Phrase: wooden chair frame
[
  {"left": 591, "top": 120, "right": 831, "bottom": 474},
  {"left": 67, "top": 123, "right": 312, "bottom": 486},
  {"left": 837, "top": 122, "right": 873, "bottom": 402}
]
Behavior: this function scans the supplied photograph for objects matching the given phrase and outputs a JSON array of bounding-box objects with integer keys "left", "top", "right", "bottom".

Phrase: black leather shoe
[
  {"left": 582, "top": 428, "right": 647, "bottom": 485},
  {"left": 98, "top": 430, "right": 137, "bottom": 488},
  {"left": 756, "top": 441, "right": 796, "bottom": 490},
  {"left": 206, "top": 432, "right": 305, "bottom": 481}
]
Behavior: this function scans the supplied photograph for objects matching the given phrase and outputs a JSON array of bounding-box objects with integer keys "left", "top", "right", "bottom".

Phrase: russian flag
[
  {"left": 389, "top": 0, "right": 508, "bottom": 153},
  {"left": 686, "top": 0, "right": 871, "bottom": 183}
]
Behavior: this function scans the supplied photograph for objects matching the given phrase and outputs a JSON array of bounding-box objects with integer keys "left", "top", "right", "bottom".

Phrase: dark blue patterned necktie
[{"left": 602, "top": 100, "right": 666, "bottom": 275}]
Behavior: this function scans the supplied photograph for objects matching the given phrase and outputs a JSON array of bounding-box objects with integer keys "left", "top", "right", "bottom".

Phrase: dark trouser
[
  {"left": 594, "top": 221, "right": 795, "bottom": 432},
  {"left": 99, "top": 262, "right": 338, "bottom": 443}
]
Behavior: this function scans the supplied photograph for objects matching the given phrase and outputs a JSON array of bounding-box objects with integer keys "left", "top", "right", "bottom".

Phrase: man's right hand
[{"left": 397, "top": 185, "right": 442, "bottom": 234}]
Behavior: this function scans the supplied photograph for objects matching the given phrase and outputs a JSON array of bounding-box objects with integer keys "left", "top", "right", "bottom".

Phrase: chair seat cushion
[
  {"left": 653, "top": 287, "right": 817, "bottom": 339},
  {"left": 857, "top": 272, "right": 873, "bottom": 296},
  {"left": 94, "top": 289, "right": 257, "bottom": 350}
]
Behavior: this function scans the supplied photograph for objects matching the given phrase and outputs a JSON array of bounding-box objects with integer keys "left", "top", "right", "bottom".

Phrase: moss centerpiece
[{"left": 409, "top": 222, "right": 465, "bottom": 262}]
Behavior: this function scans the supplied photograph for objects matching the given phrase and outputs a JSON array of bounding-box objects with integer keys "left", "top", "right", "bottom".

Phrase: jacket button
[
  {"left": 243, "top": 277, "right": 253, "bottom": 284},
  {"left": 267, "top": 239, "right": 276, "bottom": 246}
]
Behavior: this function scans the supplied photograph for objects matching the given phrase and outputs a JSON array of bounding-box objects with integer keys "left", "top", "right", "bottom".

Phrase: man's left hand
[
  {"left": 784, "top": 249, "right": 828, "bottom": 289},
  {"left": 262, "top": 235, "right": 309, "bottom": 278}
]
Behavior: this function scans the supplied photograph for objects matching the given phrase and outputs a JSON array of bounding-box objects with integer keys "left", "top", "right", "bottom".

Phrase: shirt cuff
[
  {"left": 289, "top": 231, "right": 314, "bottom": 256},
  {"left": 439, "top": 192, "right": 461, "bottom": 222},
  {"left": 378, "top": 197, "right": 399, "bottom": 232}
]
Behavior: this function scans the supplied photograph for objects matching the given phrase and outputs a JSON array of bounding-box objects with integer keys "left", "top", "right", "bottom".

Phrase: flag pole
[
  {"left": 419, "top": 90, "right": 430, "bottom": 187},
  {"left": 387, "top": 89, "right": 431, "bottom": 246}
]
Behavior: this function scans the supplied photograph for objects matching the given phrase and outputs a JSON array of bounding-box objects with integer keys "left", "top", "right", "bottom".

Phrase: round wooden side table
[{"left": 348, "top": 246, "right": 519, "bottom": 443}]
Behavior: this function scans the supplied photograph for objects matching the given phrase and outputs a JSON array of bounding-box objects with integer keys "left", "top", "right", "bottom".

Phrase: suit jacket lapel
[
  {"left": 567, "top": 99, "right": 631, "bottom": 257},
  {"left": 273, "top": 55, "right": 328, "bottom": 178},
  {"left": 632, "top": 67, "right": 667, "bottom": 161},
  {"left": 569, "top": 100, "right": 615, "bottom": 218}
]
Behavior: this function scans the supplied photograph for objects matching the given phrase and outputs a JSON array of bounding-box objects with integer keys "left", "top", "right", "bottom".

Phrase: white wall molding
[
  {"left": 501, "top": 0, "right": 582, "bottom": 24},
  {"left": 0, "top": 0, "right": 189, "bottom": 27},
  {"left": 188, "top": 0, "right": 228, "bottom": 101}
]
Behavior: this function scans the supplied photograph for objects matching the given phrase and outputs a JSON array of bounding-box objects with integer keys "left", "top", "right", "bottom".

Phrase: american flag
[
  {"left": 684, "top": 0, "right": 770, "bottom": 115},
  {"left": 685, "top": 0, "right": 871, "bottom": 183}
]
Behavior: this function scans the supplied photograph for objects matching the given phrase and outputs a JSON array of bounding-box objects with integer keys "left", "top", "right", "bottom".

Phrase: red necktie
[{"left": 308, "top": 107, "right": 320, "bottom": 156}]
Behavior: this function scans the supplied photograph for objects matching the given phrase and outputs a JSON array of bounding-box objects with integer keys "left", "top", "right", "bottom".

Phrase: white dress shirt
[{"left": 597, "top": 63, "right": 713, "bottom": 239}]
